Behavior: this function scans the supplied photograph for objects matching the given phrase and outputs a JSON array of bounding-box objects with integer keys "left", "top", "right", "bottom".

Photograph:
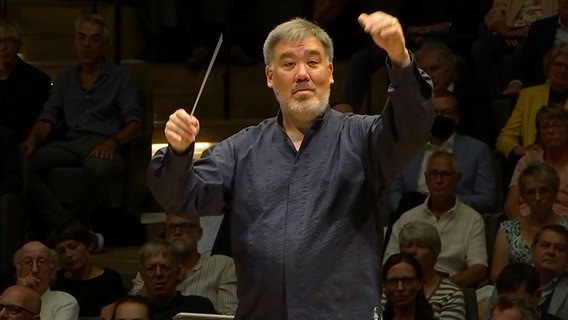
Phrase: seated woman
[
  {"left": 491, "top": 163, "right": 568, "bottom": 283},
  {"left": 504, "top": 104, "right": 568, "bottom": 218},
  {"left": 50, "top": 220, "right": 125, "bottom": 317},
  {"left": 496, "top": 43, "right": 568, "bottom": 161},
  {"left": 381, "top": 252, "right": 435, "bottom": 320},
  {"left": 398, "top": 221, "right": 465, "bottom": 319}
]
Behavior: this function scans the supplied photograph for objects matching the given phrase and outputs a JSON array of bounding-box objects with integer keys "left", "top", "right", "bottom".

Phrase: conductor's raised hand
[
  {"left": 164, "top": 109, "right": 200, "bottom": 153},
  {"left": 358, "top": 12, "right": 410, "bottom": 68}
]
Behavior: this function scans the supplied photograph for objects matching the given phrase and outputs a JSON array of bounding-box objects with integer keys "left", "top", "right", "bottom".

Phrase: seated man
[
  {"left": 0, "top": 18, "right": 51, "bottom": 195},
  {"left": 135, "top": 239, "right": 216, "bottom": 320},
  {"left": 385, "top": 151, "right": 488, "bottom": 288},
  {"left": 530, "top": 225, "right": 568, "bottom": 319},
  {"left": 14, "top": 241, "right": 79, "bottom": 320},
  {"left": 130, "top": 213, "right": 238, "bottom": 314},
  {"left": 23, "top": 13, "right": 142, "bottom": 234},
  {"left": 490, "top": 295, "right": 540, "bottom": 320},
  {"left": 0, "top": 285, "right": 41, "bottom": 320},
  {"left": 483, "top": 225, "right": 568, "bottom": 319},
  {"left": 389, "top": 90, "right": 495, "bottom": 216},
  {"left": 110, "top": 296, "right": 153, "bottom": 320},
  {"left": 481, "top": 262, "right": 541, "bottom": 320}
]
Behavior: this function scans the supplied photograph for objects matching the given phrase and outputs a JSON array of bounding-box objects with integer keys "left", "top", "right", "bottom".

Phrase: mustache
[{"left": 291, "top": 83, "right": 315, "bottom": 93}]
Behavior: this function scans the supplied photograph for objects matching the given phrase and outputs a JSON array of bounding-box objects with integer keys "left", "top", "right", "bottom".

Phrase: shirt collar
[
  {"left": 426, "top": 133, "right": 455, "bottom": 151},
  {"left": 424, "top": 196, "right": 459, "bottom": 218}
]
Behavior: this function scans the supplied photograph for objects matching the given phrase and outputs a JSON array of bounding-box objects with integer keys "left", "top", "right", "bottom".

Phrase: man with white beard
[
  {"left": 148, "top": 12, "right": 433, "bottom": 319},
  {"left": 130, "top": 213, "right": 237, "bottom": 315}
]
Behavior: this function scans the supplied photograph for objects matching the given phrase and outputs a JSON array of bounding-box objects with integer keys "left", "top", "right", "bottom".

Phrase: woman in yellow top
[{"left": 496, "top": 43, "right": 568, "bottom": 159}]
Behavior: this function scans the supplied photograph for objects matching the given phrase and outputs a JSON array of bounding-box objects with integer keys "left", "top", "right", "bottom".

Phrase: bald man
[
  {"left": 14, "top": 241, "right": 79, "bottom": 320},
  {"left": 0, "top": 285, "right": 41, "bottom": 320}
]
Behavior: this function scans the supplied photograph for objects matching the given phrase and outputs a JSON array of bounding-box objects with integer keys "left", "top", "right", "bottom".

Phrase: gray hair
[
  {"left": 263, "top": 17, "right": 333, "bottom": 66},
  {"left": 138, "top": 239, "right": 181, "bottom": 267},
  {"left": 415, "top": 41, "right": 456, "bottom": 73},
  {"left": 426, "top": 150, "right": 460, "bottom": 172},
  {"left": 75, "top": 13, "right": 108, "bottom": 39},
  {"left": 13, "top": 244, "right": 58, "bottom": 270},
  {"left": 518, "top": 162, "right": 559, "bottom": 197},
  {"left": 399, "top": 221, "right": 441, "bottom": 258},
  {"left": 543, "top": 43, "right": 568, "bottom": 75},
  {"left": 0, "top": 18, "right": 23, "bottom": 42}
]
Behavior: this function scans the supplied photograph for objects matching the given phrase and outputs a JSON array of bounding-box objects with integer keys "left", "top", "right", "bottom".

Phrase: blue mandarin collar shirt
[{"left": 149, "top": 57, "right": 433, "bottom": 319}]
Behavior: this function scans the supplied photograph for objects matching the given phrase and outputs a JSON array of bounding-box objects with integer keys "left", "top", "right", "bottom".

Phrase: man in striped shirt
[{"left": 130, "top": 213, "right": 238, "bottom": 314}]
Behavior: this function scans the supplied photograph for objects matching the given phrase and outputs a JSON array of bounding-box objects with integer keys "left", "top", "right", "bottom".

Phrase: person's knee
[{"left": 84, "top": 156, "right": 124, "bottom": 177}]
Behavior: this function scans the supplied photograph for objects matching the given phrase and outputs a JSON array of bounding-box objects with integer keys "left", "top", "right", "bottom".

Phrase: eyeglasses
[
  {"left": 0, "top": 303, "right": 37, "bottom": 316},
  {"left": 425, "top": 169, "right": 455, "bottom": 180},
  {"left": 384, "top": 276, "right": 417, "bottom": 288},
  {"left": 0, "top": 37, "right": 18, "bottom": 45},
  {"left": 522, "top": 187, "right": 552, "bottom": 198},
  {"left": 142, "top": 263, "right": 174, "bottom": 275},
  {"left": 165, "top": 222, "right": 200, "bottom": 232},
  {"left": 16, "top": 258, "right": 53, "bottom": 270}
]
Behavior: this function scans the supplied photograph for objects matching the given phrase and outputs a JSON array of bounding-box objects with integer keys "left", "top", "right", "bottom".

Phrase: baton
[{"left": 190, "top": 34, "right": 224, "bottom": 116}]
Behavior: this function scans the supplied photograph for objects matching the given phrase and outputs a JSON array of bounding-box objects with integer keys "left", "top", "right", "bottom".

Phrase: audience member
[
  {"left": 481, "top": 262, "right": 541, "bottom": 320},
  {"left": 385, "top": 151, "right": 488, "bottom": 288},
  {"left": 503, "top": 0, "right": 568, "bottom": 95},
  {"left": 380, "top": 252, "right": 435, "bottom": 320},
  {"left": 0, "top": 285, "right": 41, "bottom": 320},
  {"left": 531, "top": 225, "right": 568, "bottom": 318},
  {"left": 471, "top": 0, "right": 558, "bottom": 99},
  {"left": 492, "top": 163, "right": 568, "bottom": 283},
  {"left": 398, "top": 221, "right": 466, "bottom": 319},
  {"left": 503, "top": 105, "right": 568, "bottom": 218},
  {"left": 148, "top": 12, "right": 434, "bottom": 319},
  {"left": 135, "top": 239, "right": 216, "bottom": 319},
  {"left": 389, "top": 90, "right": 495, "bottom": 217},
  {"left": 14, "top": 241, "right": 79, "bottom": 320},
  {"left": 496, "top": 44, "right": 568, "bottom": 161},
  {"left": 490, "top": 295, "right": 540, "bottom": 320},
  {"left": 110, "top": 296, "right": 153, "bottom": 320},
  {"left": 416, "top": 43, "right": 492, "bottom": 144},
  {"left": 0, "top": 18, "right": 51, "bottom": 142},
  {"left": 23, "top": 14, "right": 143, "bottom": 236},
  {"left": 0, "top": 18, "right": 51, "bottom": 195},
  {"left": 50, "top": 220, "right": 125, "bottom": 317},
  {"left": 130, "top": 213, "right": 237, "bottom": 314}
]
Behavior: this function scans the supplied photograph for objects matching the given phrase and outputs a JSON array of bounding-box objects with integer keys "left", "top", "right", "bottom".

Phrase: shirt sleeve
[
  {"left": 216, "top": 257, "right": 239, "bottom": 314},
  {"left": 466, "top": 214, "right": 488, "bottom": 267},
  {"left": 496, "top": 91, "right": 529, "bottom": 157},
  {"left": 54, "top": 294, "right": 80, "bottom": 320},
  {"left": 439, "top": 287, "right": 466, "bottom": 320},
  {"left": 373, "top": 54, "right": 434, "bottom": 186}
]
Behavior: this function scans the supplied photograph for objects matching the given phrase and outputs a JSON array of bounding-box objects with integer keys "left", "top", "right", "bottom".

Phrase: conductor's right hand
[{"left": 164, "top": 109, "right": 200, "bottom": 153}]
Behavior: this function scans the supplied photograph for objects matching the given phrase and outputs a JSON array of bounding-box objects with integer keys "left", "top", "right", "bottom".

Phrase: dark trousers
[{"left": 27, "top": 135, "right": 124, "bottom": 231}]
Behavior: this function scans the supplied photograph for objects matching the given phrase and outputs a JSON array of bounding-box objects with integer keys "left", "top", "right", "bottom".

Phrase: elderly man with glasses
[
  {"left": 385, "top": 151, "right": 488, "bottom": 288},
  {"left": 0, "top": 285, "right": 41, "bottom": 320},
  {"left": 14, "top": 241, "right": 79, "bottom": 320},
  {"left": 130, "top": 213, "right": 237, "bottom": 315}
]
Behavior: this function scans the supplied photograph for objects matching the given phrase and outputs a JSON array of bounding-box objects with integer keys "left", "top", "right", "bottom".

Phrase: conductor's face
[{"left": 265, "top": 36, "right": 334, "bottom": 119}]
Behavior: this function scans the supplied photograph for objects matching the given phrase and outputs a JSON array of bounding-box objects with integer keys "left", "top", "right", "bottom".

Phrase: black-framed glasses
[
  {"left": 165, "top": 222, "right": 200, "bottom": 232},
  {"left": 384, "top": 276, "right": 417, "bottom": 288},
  {"left": 425, "top": 169, "right": 455, "bottom": 180},
  {"left": 0, "top": 302, "right": 37, "bottom": 316}
]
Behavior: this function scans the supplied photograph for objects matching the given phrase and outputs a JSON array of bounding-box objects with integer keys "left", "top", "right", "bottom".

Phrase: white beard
[{"left": 275, "top": 87, "right": 330, "bottom": 119}]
